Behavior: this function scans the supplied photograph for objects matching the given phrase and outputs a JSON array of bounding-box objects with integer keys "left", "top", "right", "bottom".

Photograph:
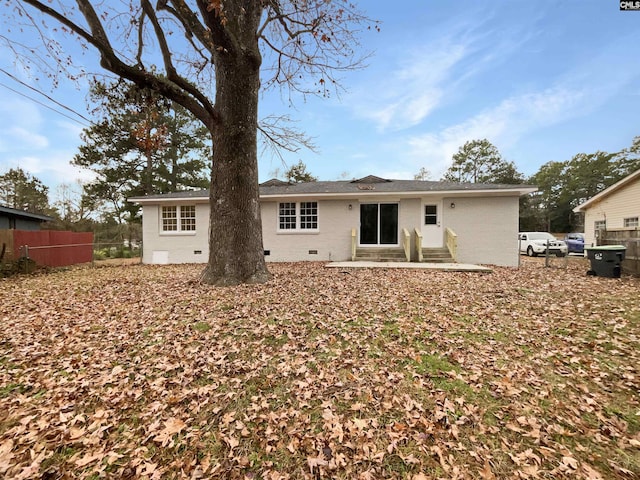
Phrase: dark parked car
[{"left": 564, "top": 233, "right": 585, "bottom": 254}]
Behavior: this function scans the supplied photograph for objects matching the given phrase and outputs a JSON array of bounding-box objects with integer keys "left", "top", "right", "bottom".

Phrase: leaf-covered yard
[{"left": 1, "top": 258, "right": 638, "bottom": 479}]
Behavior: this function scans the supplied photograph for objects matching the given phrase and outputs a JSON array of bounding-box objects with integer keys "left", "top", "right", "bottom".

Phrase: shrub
[{"left": 0, "top": 257, "right": 37, "bottom": 277}]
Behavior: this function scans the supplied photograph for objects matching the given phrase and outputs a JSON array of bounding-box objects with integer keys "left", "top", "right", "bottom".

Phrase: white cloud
[
  {"left": 353, "top": 39, "right": 467, "bottom": 131},
  {"left": 6, "top": 127, "right": 49, "bottom": 149},
  {"left": 0, "top": 85, "right": 90, "bottom": 188},
  {"left": 404, "top": 86, "right": 590, "bottom": 178},
  {"left": 55, "top": 119, "right": 85, "bottom": 139},
  {"left": 349, "top": 12, "right": 539, "bottom": 134},
  {"left": 2, "top": 152, "right": 95, "bottom": 188},
  {"left": 398, "top": 25, "right": 640, "bottom": 178},
  {"left": 0, "top": 98, "right": 45, "bottom": 152},
  {"left": 48, "top": 161, "right": 96, "bottom": 185}
]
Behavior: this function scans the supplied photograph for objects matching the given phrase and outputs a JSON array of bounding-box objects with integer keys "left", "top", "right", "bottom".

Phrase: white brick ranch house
[{"left": 129, "top": 175, "right": 536, "bottom": 267}]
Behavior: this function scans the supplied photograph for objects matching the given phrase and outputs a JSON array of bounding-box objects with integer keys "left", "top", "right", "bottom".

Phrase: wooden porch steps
[
  {"left": 354, "top": 247, "right": 407, "bottom": 262},
  {"left": 421, "top": 247, "right": 454, "bottom": 263},
  {"left": 353, "top": 247, "right": 455, "bottom": 263}
]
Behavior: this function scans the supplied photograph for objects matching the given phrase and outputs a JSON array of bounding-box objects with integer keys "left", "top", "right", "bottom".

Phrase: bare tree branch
[
  {"left": 136, "top": 9, "right": 146, "bottom": 66},
  {"left": 258, "top": 114, "right": 317, "bottom": 163},
  {"left": 159, "top": 0, "right": 215, "bottom": 53},
  {"left": 257, "top": 1, "right": 376, "bottom": 97},
  {"left": 4, "top": 0, "right": 377, "bottom": 285},
  {"left": 141, "top": 0, "right": 214, "bottom": 119}
]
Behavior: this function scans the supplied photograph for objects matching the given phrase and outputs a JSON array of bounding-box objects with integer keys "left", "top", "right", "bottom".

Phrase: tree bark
[
  {"left": 199, "top": 29, "right": 270, "bottom": 286},
  {"left": 13, "top": 0, "right": 371, "bottom": 286}
]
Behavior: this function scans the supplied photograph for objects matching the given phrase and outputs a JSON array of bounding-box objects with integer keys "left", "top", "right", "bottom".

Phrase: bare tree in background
[{"left": 4, "top": 0, "right": 376, "bottom": 285}]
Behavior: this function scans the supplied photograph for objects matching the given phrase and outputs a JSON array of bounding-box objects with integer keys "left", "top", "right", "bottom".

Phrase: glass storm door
[{"left": 360, "top": 203, "right": 398, "bottom": 245}]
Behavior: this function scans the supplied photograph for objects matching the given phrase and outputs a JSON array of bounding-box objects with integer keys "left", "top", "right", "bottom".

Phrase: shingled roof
[
  {"left": 259, "top": 177, "right": 535, "bottom": 196},
  {"left": 129, "top": 175, "right": 536, "bottom": 203},
  {"left": 0, "top": 205, "right": 54, "bottom": 222}
]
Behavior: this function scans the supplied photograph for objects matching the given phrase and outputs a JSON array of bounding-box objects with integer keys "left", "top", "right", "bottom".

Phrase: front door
[
  {"left": 360, "top": 203, "right": 398, "bottom": 245},
  {"left": 421, "top": 201, "right": 442, "bottom": 247}
]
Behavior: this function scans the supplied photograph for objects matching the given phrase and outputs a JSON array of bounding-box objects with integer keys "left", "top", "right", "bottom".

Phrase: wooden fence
[
  {"left": 0, "top": 229, "right": 14, "bottom": 263},
  {"left": 601, "top": 229, "right": 640, "bottom": 276},
  {"left": 1, "top": 230, "right": 94, "bottom": 268}
]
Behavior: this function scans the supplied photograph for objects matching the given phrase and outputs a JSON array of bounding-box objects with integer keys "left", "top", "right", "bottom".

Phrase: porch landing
[{"left": 326, "top": 261, "right": 492, "bottom": 273}]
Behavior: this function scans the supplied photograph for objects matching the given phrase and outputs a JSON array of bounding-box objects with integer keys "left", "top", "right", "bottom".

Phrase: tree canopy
[
  {"left": 73, "top": 79, "right": 210, "bottom": 226},
  {"left": 0, "top": 167, "right": 51, "bottom": 214},
  {"left": 442, "top": 139, "right": 523, "bottom": 184},
  {"left": 521, "top": 138, "right": 640, "bottom": 232},
  {"left": 284, "top": 160, "right": 317, "bottom": 183},
  {"left": 413, "top": 167, "right": 432, "bottom": 181},
  {"left": 6, "top": 0, "right": 376, "bottom": 285}
]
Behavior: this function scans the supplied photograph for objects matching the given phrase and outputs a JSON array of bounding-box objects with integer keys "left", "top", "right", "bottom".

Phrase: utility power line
[
  {"left": 0, "top": 81, "right": 89, "bottom": 127},
  {"left": 0, "top": 67, "right": 91, "bottom": 126}
]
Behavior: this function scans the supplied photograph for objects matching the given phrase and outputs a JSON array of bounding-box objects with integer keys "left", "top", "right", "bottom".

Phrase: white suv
[{"left": 518, "top": 232, "right": 568, "bottom": 257}]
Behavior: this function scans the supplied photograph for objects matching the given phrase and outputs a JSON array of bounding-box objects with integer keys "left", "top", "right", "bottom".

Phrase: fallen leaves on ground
[{"left": 0, "top": 257, "right": 638, "bottom": 479}]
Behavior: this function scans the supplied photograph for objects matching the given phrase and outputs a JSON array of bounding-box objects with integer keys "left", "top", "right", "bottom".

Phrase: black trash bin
[{"left": 585, "top": 245, "right": 626, "bottom": 278}]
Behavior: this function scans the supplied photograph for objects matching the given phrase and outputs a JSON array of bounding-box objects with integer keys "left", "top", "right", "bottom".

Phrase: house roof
[
  {"left": 0, "top": 205, "right": 54, "bottom": 222},
  {"left": 573, "top": 168, "right": 640, "bottom": 213},
  {"left": 128, "top": 176, "right": 537, "bottom": 204}
]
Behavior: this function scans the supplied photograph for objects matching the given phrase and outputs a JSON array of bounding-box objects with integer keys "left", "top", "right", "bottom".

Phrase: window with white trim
[
  {"left": 594, "top": 220, "right": 606, "bottom": 232},
  {"left": 300, "top": 202, "right": 318, "bottom": 229},
  {"left": 424, "top": 205, "right": 437, "bottom": 225},
  {"left": 278, "top": 202, "right": 297, "bottom": 230},
  {"left": 161, "top": 205, "right": 196, "bottom": 233},
  {"left": 624, "top": 217, "right": 639, "bottom": 228},
  {"left": 278, "top": 201, "right": 318, "bottom": 231}
]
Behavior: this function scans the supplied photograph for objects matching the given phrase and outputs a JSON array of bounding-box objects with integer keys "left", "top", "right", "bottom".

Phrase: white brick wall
[
  {"left": 141, "top": 203, "right": 209, "bottom": 264},
  {"left": 140, "top": 195, "right": 522, "bottom": 266},
  {"left": 262, "top": 199, "right": 357, "bottom": 261},
  {"left": 442, "top": 196, "right": 520, "bottom": 267}
]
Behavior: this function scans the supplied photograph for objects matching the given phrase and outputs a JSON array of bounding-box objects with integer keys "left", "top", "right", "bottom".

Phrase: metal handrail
[{"left": 22, "top": 243, "right": 94, "bottom": 250}]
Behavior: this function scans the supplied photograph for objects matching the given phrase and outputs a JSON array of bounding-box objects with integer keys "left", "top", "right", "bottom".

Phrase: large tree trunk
[{"left": 200, "top": 31, "right": 270, "bottom": 286}]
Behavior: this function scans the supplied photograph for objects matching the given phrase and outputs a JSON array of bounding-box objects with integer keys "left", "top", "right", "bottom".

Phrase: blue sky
[{"left": 1, "top": 0, "right": 639, "bottom": 201}]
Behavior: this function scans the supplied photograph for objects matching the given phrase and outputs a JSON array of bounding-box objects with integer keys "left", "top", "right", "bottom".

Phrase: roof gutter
[
  {"left": 130, "top": 186, "right": 537, "bottom": 204},
  {"left": 129, "top": 195, "right": 209, "bottom": 204}
]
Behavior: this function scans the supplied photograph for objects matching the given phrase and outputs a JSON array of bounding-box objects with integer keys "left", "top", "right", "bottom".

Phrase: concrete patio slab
[{"left": 325, "top": 261, "right": 493, "bottom": 272}]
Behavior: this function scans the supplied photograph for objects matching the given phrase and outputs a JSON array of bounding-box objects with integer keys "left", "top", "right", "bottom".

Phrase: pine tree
[
  {"left": 73, "top": 80, "right": 210, "bottom": 225},
  {"left": 0, "top": 168, "right": 51, "bottom": 214},
  {"left": 443, "top": 139, "right": 523, "bottom": 184}
]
